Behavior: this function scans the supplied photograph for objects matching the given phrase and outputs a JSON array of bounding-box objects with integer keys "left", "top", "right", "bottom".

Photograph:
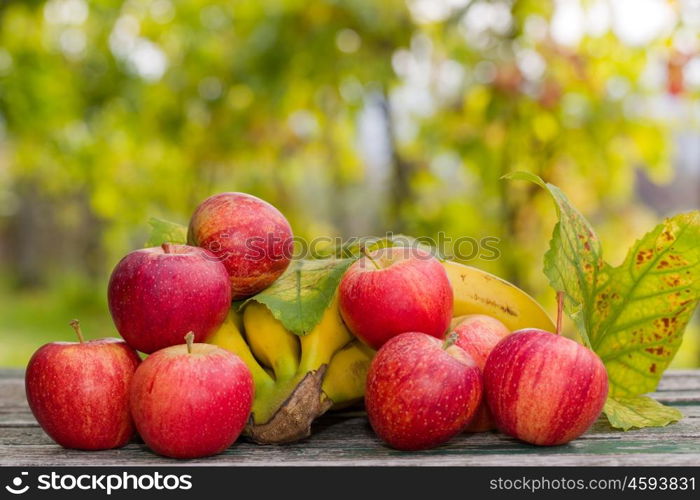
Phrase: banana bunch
[
  {"left": 208, "top": 260, "right": 554, "bottom": 444},
  {"left": 207, "top": 296, "right": 373, "bottom": 444}
]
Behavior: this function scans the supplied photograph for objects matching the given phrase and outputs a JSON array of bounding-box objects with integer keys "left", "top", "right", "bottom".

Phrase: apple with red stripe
[
  {"left": 130, "top": 333, "right": 254, "bottom": 459},
  {"left": 452, "top": 314, "right": 510, "bottom": 432},
  {"left": 187, "top": 192, "right": 294, "bottom": 300},
  {"left": 339, "top": 246, "right": 453, "bottom": 350},
  {"left": 483, "top": 293, "right": 608, "bottom": 445},
  {"left": 108, "top": 243, "right": 231, "bottom": 354},
  {"left": 365, "top": 331, "right": 482, "bottom": 451},
  {"left": 25, "top": 320, "right": 141, "bottom": 450}
]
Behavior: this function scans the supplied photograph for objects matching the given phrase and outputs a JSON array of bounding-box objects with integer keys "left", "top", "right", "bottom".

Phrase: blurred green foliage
[{"left": 0, "top": 0, "right": 697, "bottom": 367}]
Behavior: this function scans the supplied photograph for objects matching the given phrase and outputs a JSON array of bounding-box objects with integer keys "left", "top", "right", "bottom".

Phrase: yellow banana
[
  {"left": 206, "top": 310, "right": 274, "bottom": 390},
  {"left": 243, "top": 302, "right": 300, "bottom": 381},
  {"left": 297, "top": 295, "right": 353, "bottom": 374},
  {"left": 322, "top": 340, "right": 375, "bottom": 409},
  {"left": 442, "top": 260, "right": 555, "bottom": 332}
]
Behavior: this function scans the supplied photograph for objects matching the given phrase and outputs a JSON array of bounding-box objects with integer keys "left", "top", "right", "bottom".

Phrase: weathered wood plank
[
  {"left": 1, "top": 407, "right": 697, "bottom": 447},
  {"left": 656, "top": 371, "right": 700, "bottom": 391},
  {"left": 1, "top": 432, "right": 699, "bottom": 467},
  {"left": 1, "top": 369, "right": 698, "bottom": 466},
  {"left": 649, "top": 390, "right": 700, "bottom": 403},
  {"left": 0, "top": 406, "right": 698, "bottom": 466},
  {"left": 0, "top": 377, "right": 26, "bottom": 410},
  {"left": 0, "top": 427, "right": 55, "bottom": 446},
  {"left": 0, "top": 451, "right": 698, "bottom": 466}
]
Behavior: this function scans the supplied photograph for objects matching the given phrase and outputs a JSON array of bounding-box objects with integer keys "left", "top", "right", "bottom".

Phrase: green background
[{"left": 0, "top": 0, "right": 698, "bottom": 367}]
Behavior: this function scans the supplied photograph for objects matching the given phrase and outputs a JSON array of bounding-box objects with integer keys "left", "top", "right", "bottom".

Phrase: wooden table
[{"left": 1, "top": 369, "right": 698, "bottom": 466}]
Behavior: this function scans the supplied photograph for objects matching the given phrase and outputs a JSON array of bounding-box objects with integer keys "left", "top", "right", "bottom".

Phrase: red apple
[
  {"left": 108, "top": 243, "right": 231, "bottom": 354},
  {"left": 130, "top": 333, "right": 254, "bottom": 459},
  {"left": 187, "top": 192, "right": 293, "bottom": 300},
  {"left": 25, "top": 320, "right": 141, "bottom": 450},
  {"left": 484, "top": 329, "right": 608, "bottom": 446},
  {"left": 365, "top": 331, "right": 482, "bottom": 451},
  {"left": 339, "top": 246, "right": 453, "bottom": 349},
  {"left": 452, "top": 314, "right": 510, "bottom": 432}
]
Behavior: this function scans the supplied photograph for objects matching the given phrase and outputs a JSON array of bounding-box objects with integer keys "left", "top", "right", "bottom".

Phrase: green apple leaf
[
  {"left": 603, "top": 395, "right": 683, "bottom": 431},
  {"left": 592, "top": 212, "right": 700, "bottom": 396},
  {"left": 507, "top": 172, "right": 700, "bottom": 430},
  {"left": 243, "top": 258, "right": 355, "bottom": 336},
  {"left": 145, "top": 217, "right": 188, "bottom": 247}
]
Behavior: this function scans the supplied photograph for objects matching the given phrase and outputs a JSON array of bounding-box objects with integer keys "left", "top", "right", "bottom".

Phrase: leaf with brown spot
[
  {"left": 592, "top": 211, "right": 700, "bottom": 397},
  {"left": 508, "top": 172, "right": 699, "bottom": 430}
]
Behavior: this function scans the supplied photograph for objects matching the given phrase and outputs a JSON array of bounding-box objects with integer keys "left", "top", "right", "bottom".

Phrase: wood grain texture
[{"left": 1, "top": 369, "right": 698, "bottom": 466}]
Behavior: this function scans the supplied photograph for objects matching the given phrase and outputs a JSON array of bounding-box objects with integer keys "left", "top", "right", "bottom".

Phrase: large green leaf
[
  {"left": 145, "top": 217, "right": 188, "bottom": 247},
  {"left": 592, "top": 212, "right": 700, "bottom": 396},
  {"left": 604, "top": 396, "right": 683, "bottom": 431},
  {"left": 243, "top": 258, "right": 355, "bottom": 336},
  {"left": 508, "top": 172, "right": 700, "bottom": 430}
]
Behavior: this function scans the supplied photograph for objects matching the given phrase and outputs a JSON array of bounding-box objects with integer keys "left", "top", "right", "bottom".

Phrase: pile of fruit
[{"left": 25, "top": 186, "right": 691, "bottom": 458}]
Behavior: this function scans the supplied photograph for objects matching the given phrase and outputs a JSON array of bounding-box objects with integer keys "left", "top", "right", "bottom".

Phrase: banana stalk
[{"left": 208, "top": 296, "right": 362, "bottom": 444}]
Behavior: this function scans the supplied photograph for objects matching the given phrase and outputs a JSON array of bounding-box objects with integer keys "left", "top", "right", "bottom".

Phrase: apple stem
[
  {"left": 162, "top": 242, "right": 174, "bottom": 254},
  {"left": 360, "top": 246, "right": 381, "bottom": 270},
  {"left": 69, "top": 319, "right": 85, "bottom": 344},
  {"left": 442, "top": 332, "right": 458, "bottom": 350},
  {"left": 185, "top": 332, "right": 195, "bottom": 354},
  {"left": 556, "top": 291, "right": 564, "bottom": 336}
]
